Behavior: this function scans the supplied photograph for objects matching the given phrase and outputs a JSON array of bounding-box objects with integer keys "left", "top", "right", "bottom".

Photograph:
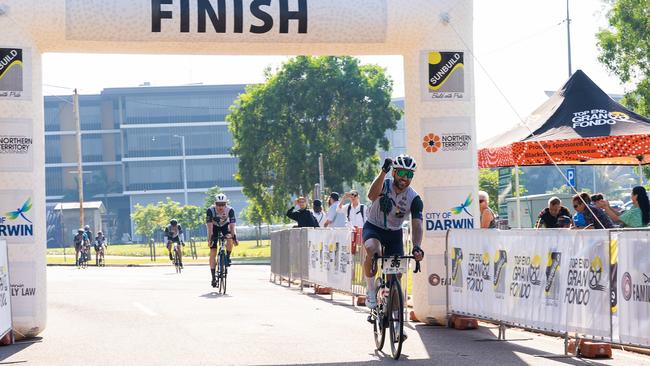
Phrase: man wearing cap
[
  {"left": 311, "top": 199, "right": 326, "bottom": 227},
  {"left": 286, "top": 196, "right": 319, "bottom": 228},
  {"left": 323, "top": 192, "right": 347, "bottom": 228}
]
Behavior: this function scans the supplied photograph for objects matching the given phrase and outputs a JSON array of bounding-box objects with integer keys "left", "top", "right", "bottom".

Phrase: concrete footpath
[{"left": 2, "top": 265, "right": 649, "bottom": 365}]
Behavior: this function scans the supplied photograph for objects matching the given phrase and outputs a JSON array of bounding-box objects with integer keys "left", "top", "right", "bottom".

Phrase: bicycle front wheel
[
  {"left": 373, "top": 285, "right": 386, "bottom": 351},
  {"left": 388, "top": 279, "right": 404, "bottom": 360},
  {"left": 174, "top": 251, "right": 181, "bottom": 274},
  {"left": 218, "top": 251, "right": 226, "bottom": 294}
]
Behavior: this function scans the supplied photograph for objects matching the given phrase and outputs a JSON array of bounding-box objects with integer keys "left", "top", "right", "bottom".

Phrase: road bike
[
  {"left": 215, "top": 233, "right": 228, "bottom": 294},
  {"left": 370, "top": 253, "right": 420, "bottom": 360},
  {"left": 172, "top": 241, "right": 183, "bottom": 274},
  {"left": 78, "top": 244, "right": 90, "bottom": 269},
  {"left": 95, "top": 245, "right": 106, "bottom": 267}
]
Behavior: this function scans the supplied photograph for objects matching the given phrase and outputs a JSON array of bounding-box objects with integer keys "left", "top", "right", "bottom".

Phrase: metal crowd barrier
[
  {"left": 271, "top": 227, "right": 411, "bottom": 307},
  {"left": 445, "top": 228, "right": 650, "bottom": 354}
]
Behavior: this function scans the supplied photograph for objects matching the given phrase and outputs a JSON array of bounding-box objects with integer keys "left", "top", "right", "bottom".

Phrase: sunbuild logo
[
  {"left": 425, "top": 194, "right": 474, "bottom": 232},
  {"left": 572, "top": 109, "right": 630, "bottom": 128},
  {"left": 0, "top": 198, "right": 33, "bottom": 239}
]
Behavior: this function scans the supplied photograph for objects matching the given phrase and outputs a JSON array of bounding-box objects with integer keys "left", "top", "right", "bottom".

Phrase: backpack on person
[{"left": 347, "top": 204, "right": 365, "bottom": 222}]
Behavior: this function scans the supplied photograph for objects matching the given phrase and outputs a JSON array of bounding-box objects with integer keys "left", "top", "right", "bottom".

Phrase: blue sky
[{"left": 42, "top": 0, "right": 627, "bottom": 142}]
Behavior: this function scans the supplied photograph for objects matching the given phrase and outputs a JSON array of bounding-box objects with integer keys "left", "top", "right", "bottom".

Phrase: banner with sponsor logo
[
  {"left": 0, "top": 191, "right": 34, "bottom": 244},
  {"left": 420, "top": 117, "right": 473, "bottom": 169},
  {"left": 0, "top": 240, "right": 11, "bottom": 338},
  {"left": 617, "top": 231, "right": 650, "bottom": 347},
  {"left": 424, "top": 187, "right": 475, "bottom": 237},
  {"left": 0, "top": 47, "right": 31, "bottom": 100},
  {"left": 420, "top": 50, "right": 471, "bottom": 101},
  {"left": 0, "top": 119, "right": 33, "bottom": 172},
  {"left": 448, "top": 229, "right": 610, "bottom": 337},
  {"left": 307, "top": 229, "right": 352, "bottom": 292}
]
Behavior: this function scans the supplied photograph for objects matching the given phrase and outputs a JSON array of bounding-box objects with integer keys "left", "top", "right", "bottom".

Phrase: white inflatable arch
[{"left": 0, "top": 0, "right": 477, "bottom": 337}]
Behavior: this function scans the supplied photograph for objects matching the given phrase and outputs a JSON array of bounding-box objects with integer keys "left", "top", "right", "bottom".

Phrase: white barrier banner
[
  {"left": 0, "top": 240, "right": 11, "bottom": 338},
  {"left": 617, "top": 231, "right": 650, "bottom": 347},
  {"left": 448, "top": 230, "right": 610, "bottom": 337},
  {"left": 308, "top": 229, "right": 352, "bottom": 292}
]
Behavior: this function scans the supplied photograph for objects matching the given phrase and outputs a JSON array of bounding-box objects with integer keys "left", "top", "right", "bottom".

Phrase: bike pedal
[{"left": 367, "top": 315, "right": 375, "bottom": 324}]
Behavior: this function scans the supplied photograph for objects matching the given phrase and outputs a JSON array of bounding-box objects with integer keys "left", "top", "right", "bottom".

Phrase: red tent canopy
[{"left": 479, "top": 70, "right": 650, "bottom": 167}]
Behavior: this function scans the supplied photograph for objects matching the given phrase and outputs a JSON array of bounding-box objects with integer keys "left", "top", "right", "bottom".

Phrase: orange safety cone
[{"left": 409, "top": 311, "right": 419, "bottom": 322}]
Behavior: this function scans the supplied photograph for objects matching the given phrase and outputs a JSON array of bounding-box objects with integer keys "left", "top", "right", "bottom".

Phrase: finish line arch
[{"left": 0, "top": 0, "right": 477, "bottom": 338}]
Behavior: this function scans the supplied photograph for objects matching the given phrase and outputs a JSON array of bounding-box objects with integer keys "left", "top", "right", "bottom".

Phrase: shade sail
[{"left": 479, "top": 70, "right": 650, "bottom": 167}]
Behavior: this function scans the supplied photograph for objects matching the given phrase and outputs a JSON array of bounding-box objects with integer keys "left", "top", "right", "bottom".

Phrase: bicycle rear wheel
[
  {"left": 387, "top": 279, "right": 404, "bottom": 359},
  {"left": 373, "top": 284, "right": 386, "bottom": 351}
]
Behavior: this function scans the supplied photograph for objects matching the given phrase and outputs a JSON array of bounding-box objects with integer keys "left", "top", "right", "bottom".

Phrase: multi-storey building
[{"left": 45, "top": 84, "right": 405, "bottom": 242}]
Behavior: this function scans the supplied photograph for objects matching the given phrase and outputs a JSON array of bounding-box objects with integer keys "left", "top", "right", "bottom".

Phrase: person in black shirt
[
  {"left": 536, "top": 197, "right": 571, "bottom": 228},
  {"left": 286, "top": 196, "right": 318, "bottom": 228}
]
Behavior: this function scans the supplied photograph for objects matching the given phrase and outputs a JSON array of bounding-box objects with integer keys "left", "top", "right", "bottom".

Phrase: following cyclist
[
  {"left": 73, "top": 228, "right": 88, "bottom": 266},
  {"left": 363, "top": 155, "right": 424, "bottom": 311},
  {"left": 206, "top": 193, "right": 238, "bottom": 288},
  {"left": 165, "top": 219, "right": 185, "bottom": 268},
  {"left": 94, "top": 231, "right": 107, "bottom": 265}
]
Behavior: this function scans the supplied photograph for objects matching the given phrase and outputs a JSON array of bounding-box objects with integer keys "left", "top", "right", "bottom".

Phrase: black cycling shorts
[
  {"left": 209, "top": 225, "right": 230, "bottom": 248},
  {"left": 362, "top": 221, "right": 404, "bottom": 256},
  {"left": 166, "top": 237, "right": 181, "bottom": 244}
]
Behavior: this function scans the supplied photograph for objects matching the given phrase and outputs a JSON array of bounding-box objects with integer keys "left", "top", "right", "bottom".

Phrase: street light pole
[{"left": 173, "top": 135, "right": 188, "bottom": 205}]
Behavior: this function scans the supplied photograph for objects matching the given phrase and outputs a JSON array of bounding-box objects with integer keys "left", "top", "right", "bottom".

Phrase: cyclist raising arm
[
  {"left": 206, "top": 193, "right": 238, "bottom": 288},
  {"left": 364, "top": 155, "right": 424, "bottom": 310},
  {"left": 165, "top": 219, "right": 185, "bottom": 268}
]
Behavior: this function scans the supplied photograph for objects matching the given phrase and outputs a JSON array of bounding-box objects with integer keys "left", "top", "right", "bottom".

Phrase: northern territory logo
[
  {"left": 0, "top": 197, "right": 33, "bottom": 238},
  {"left": 428, "top": 51, "right": 464, "bottom": 99},
  {"left": 0, "top": 48, "right": 23, "bottom": 93},
  {"left": 422, "top": 132, "right": 471, "bottom": 153},
  {"left": 0, "top": 135, "right": 32, "bottom": 154}
]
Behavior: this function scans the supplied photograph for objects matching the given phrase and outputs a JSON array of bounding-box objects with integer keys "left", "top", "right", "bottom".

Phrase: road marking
[{"left": 133, "top": 302, "right": 158, "bottom": 317}]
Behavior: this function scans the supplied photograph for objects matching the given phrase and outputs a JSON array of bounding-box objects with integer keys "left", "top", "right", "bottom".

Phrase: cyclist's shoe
[
  {"left": 365, "top": 288, "right": 377, "bottom": 310},
  {"left": 169, "top": 252, "right": 173, "bottom": 261},
  {"left": 395, "top": 332, "right": 408, "bottom": 343},
  {"left": 179, "top": 262, "right": 183, "bottom": 269},
  {"left": 367, "top": 315, "right": 374, "bottom": 324},
  {"left": 226, "top": 256, "right": 232, "bottom": 267},
  {"left": 211, "top": 278, "right": 217, "bottom": 288}
]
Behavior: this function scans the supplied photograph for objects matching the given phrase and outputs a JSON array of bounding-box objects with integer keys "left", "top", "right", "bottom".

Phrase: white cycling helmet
[
  {"left": 393, "top": 154, "right": 417, "bottom": 171},
  {"left": 215, "top": 193, "right": 228, "bottom": 203}
]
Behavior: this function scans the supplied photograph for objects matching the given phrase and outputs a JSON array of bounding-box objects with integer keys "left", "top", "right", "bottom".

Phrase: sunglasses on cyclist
[
  {"left": 395, "top": 169, "right": 414, "bottom": 179},
  {"left": 216, "top": 203, "right": 226, "bottom": 207}
]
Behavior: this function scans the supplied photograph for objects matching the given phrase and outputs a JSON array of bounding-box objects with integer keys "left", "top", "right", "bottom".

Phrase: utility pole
[
  {"left": 73, "top": 89, "right": 85, "bottom": 228},
  {"left": 566, "top": 0, "right": 572, "bottom": 77},
  {"left": 173, "top": 135, "right": 188, "bottom": 205}
]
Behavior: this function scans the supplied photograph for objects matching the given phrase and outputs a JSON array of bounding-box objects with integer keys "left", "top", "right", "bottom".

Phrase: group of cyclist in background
[{"left": 73, "top": 224, "right": 106, "bottom": 268}]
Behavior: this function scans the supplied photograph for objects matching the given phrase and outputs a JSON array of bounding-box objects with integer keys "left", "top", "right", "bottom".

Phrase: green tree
[
  {"left": 479, "top": 169, "right": 499, "bottom": 213},
  {"left": 597, "top": 0, "right": 650, "bottom": 115},
  {"left": 228, "top": 56, "right": 401, "bottom": 219},
  {"left": 203, "top": 185, "right": 223, "bottom": 210},
  {"left": 131, "top": 203, "right": 162, "bottom": 242},
  {"left": 179, "top": 205, "right": 204, "bottom": 240}
]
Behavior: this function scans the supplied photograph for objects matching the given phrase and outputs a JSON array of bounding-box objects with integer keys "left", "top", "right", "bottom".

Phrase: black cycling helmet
[
  {"left": 97, "top": 231, "right": 103, "bottom": 235},
  {"left": 170, "top": 219, "right": 178, "bottom": 225}
]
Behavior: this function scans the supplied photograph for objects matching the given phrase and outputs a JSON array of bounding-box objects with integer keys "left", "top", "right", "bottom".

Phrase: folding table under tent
[{"left": 477, "top": 70, "right": 650, "bottom": 227}]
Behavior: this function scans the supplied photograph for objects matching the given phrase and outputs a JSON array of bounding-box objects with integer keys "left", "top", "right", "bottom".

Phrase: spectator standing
[
  {"left": 596, "top": 186, "right": 650, "bottom": 228},
  {"left": 311, "top": 199, "right": 326, "bottom": 227},
  {"left": 535, "top": 197, "right": 572, "bottom": 228},
  {"left": 572, "top": 193, "right": 614, "bottom": 229},
  {"left": 337, "top": 190, "right": 367, "bottom": 229},
  {"left": 478, "top": 191, "right": 496, "bottom": 228},
  {"left": 323, "top": 192, "right": 347, "bottom": 228},
  {"left": 286, "top": 196, "right": 319, "bottom": 228}
]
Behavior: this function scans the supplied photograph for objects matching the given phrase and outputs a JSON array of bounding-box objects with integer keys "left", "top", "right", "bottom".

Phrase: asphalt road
[{"left": 2, "top": 265, "right": 650, "bottom": 366}]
